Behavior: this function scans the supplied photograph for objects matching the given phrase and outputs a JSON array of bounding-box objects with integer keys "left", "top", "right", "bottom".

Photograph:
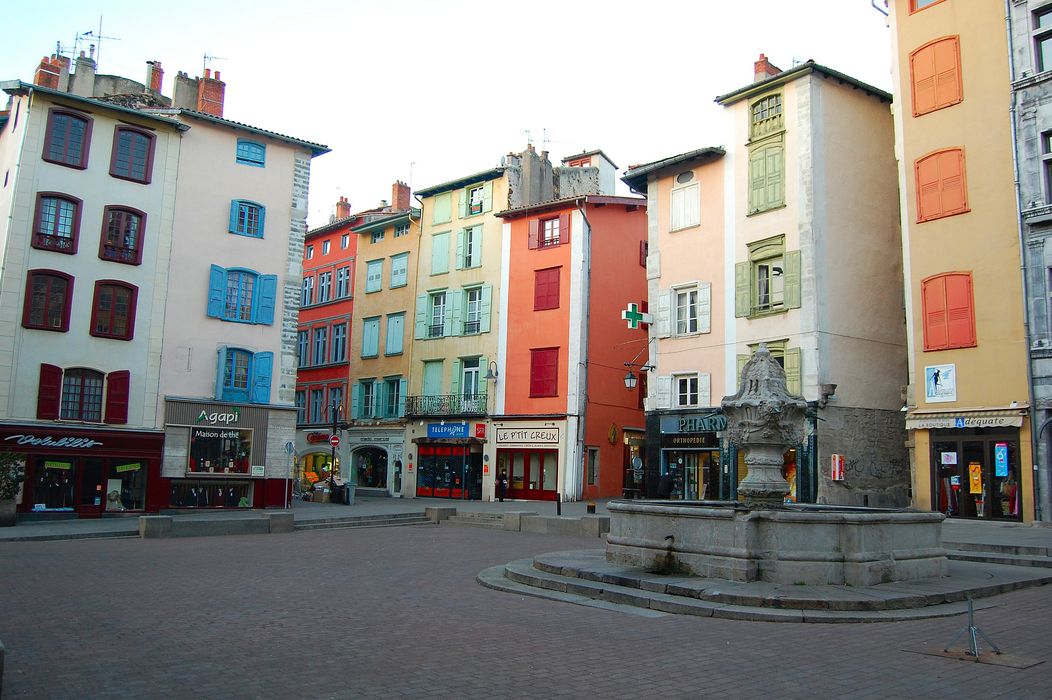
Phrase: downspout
[
  {"left": 574, "top": 198, "right": 592, "bottom": 505},
  {"left": 1005, "top": 0, "right": 1048, "bottom": 521},
  {"left": 408, "top": 195, "right": 425, "bottom": 493}
]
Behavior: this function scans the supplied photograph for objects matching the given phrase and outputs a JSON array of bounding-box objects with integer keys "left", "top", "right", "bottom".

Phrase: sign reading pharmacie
[{"left": 659, "top": 412, "right": 728, "bottom": 434}]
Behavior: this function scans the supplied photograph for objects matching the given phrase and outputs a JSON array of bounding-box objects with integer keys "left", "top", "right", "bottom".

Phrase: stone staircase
[
  {"left": 944, "top": 540, "right": 1052, "bottom": 569},
  {"left": 444, "top": 512, "right": 506, "bottom": 530},
  {"left": 294, "top": 512, "right": 433, "bottom": 532},
  {"left": 478, "top": 548, "right": 1052, "bottom": 623}
]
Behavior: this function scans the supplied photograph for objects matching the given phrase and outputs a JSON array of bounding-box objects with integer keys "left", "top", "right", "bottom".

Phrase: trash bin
[{"left": 341, "top": 484, "right": 352, "bottom": 505}]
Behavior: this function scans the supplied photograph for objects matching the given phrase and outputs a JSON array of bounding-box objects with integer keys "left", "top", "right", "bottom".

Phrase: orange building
[{"left": 495, "top": 195, "right": 647, "bottom": 501}]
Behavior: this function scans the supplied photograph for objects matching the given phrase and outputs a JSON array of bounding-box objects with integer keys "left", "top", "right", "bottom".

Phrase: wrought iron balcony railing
[{"left": 405, "top": 394, "right": 488, "bottom": 417}]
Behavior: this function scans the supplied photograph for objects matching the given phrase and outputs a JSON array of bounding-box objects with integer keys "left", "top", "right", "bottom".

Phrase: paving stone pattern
[{"left": 1, "top": 526, "right": 1051, "bottom": 699}]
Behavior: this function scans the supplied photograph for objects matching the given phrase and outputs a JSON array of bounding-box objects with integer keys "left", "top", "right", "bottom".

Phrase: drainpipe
[
  {"left": 572, "top": 198, "right": 593, "bottom": 509},
  {"left": 1005, "top": 0, "right": 1048, "bottom": 521}
]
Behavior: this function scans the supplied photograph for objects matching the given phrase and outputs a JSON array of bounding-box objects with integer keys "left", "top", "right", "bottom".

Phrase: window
[
  {"left": 33, "top": 193, "right": 81, "bottom": 253},
  {"left": 371, "top": 229, "right": 385, "bottom": 244},
  {"left": 385, "top": 314, "right": 404, "bottom": 355},
  {"left": 23, "top": 270, "right": 73, "bottom": 332},
  {"left": 359, "top": 380, "right": 376, "bottom": 418},
  {"left": 395, "top": 223, "right": 409, "bottom": 237},
  {"left": 90, "top": 281, "right": 137, "bottom": 340},
  {"left": 216, "top": 347, "right": 273, "bottom": 404},
  {"left": 390, "top": 253, "right": 408, "bottom": 288},
  {"left": 528, "top": 214, "right": 570, "bottom": 249},
  {"left": 922, "top": 272, "right": 976, "bottom": 351},
  {"left": 60, "top": 368, "right": 104, "bottom": 421},
  {"left": 207, "top": 266, "right": 277, "bottom": 325},
  {"left": 674, "top": 374, "right": 700, "bottom": 407},
  {"left": 534, "top": 268, "right": 560, "bottom": 311},
  {"left": 530, "top": 347, "right": 559, "bottom": 397},
  {"left": 911, "top": 0, "right": 946, "bottom": 12},
  {"left": 332, "top": 323, "right": 348, "bottom": 362},
  {"left": 235, "top": 139, "right": 266, "bottom": 167},
  {"left": 428, "top": 292, "right": 446, "bottom": 338},
  {"left": 460, "top": 182, "right": 492, "bottom": 217},
  {"left": 464, "top": 287, "right": 482, "bottom": 335},
  {"left": 314, "top": 326, "right": 329, "bottom": 364},
  {"left": 366, "top": 260, "right": 383, "bottom": 293},
  {"left": 748, "top": 137, "right": 785, "bottom": 214},
  {"left": 302, "top": 276, "right": 314, "bottom": 306},
  {"left": 910, "top": 37, "right": 962, "bottom": 117},
  {"left": 306, "top": 245, "right": 314, "bottom": 260},
  {"left": 587, "top": 448, "right": 599, "bottom": 486},
  {"left": 675, "top": 287, "right": 699, "bottom": 335},
  {"left": 750, "top": 94, "right": 783, "bottom": 139},
  {"left": 432, "top": 192, "right": 452, "bottom": 224},
  {"left": 229, "top": 200, "right": 265, "bottom": 238},
  {"left": 458, "top": 225, "right": 482, "bottom": 268},
  {"left": 99, "top": 206, "right": 145, "bottom": 264},
  {"left": 567, "top": 157, "right": 592, "bottom": 167},
  {"left": 341, "top": 233, "right": 350, "bottom": 249},
  {"left": 109, "top": 126, "right": 155, "bottom": 184},
  {"left": 737, "top": 342, "right": 800, "bottom": 396},
  {"left": 298, "top": 330, "right": 310, "bottom": 367},
  {"left": 670, "top": 181, "right": 700, "bottom": 230},
  {"left": 42, "top": 108, "right": 91, "bottom": 168},
  {"left": 329, "top": 386, "right": 345, "bottom": 420},
  {"left": 336, "top": 266, "right": 351, "bottom": 297},
  {"left": 317, "top": 271, "right": 332, "bottom": 303},
  {"left": 468, "top": 185, "right": 485, "bottom": 215},
  {"left": 735, "top": 236, "right": 801, "bottom": 318},
  {"left": 310, "top": 388, "right": 324, "bottom": 423},
  {"left": 295, "top": 390, "right": 306, "bottom": 424},
  {"left": 383, "top": 377, "right": 403, "bottom": 418},
  {"left": 361, "top": 317, "right": 380, "bottom": 357},
  {"left": 915, "top": 148, "right": 969, "bottom": 222},
  {"left": 431, "top": 232, "right": 450, "bottom": 274},
  {"left": 322, "top": 240, "right": 331, "bottom": 255},
  {"left": 460, "top": 358, "right": 481, "bottom": 398}
]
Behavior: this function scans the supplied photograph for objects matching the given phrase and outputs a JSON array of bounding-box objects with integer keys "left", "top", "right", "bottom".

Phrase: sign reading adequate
[
  {"left": 329, "top": 434, "right": 341, "bottom": 448},
  {"left": 906, "top": 414, "right": 1024, "bottom": 430},
  {"left": 621, "top": 302, "right": 653, "bottom": 330},
  {"left": 830, "top": 454, "right": 846, "bottom": 481},
  {"left": 427, "top": 423, "right": 469, "bottom": 439},
  {"left": 495, "top": 427, "right": 560, "bottom": 445}
]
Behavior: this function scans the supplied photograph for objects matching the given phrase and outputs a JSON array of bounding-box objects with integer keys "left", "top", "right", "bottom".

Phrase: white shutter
[
  {"left": 698, "top": 282, "right": 711, "bottom": 334},
  {"left": 698, "top": 372, "right": 711, "bottom": 407},
  {"left": 656, "top": 289, "right": 672, "bottom": 338},
  {"left": 655, "top": 374, "right": 672, "bottom": 410},
  {"left": 646, "top": 249, "right": 661, "bottom": 280}
]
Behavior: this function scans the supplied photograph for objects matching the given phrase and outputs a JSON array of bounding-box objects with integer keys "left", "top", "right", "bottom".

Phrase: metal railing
[{"left": 405, "top": 394, "right": 488, "bottom": 417}]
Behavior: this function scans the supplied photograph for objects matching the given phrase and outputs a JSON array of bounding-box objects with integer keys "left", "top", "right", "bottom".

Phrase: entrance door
[
  {"left": 501, "top": 449, "right": 558, "bottom": 501},
  {"left": 933, "top": 437, "right": 1021, "bottom": 520},
  {"left": 78, "top": 458, "right": 106, "bottom": 518}
]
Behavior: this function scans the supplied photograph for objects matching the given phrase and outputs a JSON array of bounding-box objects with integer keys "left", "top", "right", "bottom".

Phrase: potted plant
[{"left": 0, "top": 452, "right": 26, "bottom": 527}]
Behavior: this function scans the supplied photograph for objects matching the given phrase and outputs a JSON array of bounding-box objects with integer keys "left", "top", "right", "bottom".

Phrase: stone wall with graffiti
[{"left": 815, "top": 406, "right": 910, "bottom": 507}]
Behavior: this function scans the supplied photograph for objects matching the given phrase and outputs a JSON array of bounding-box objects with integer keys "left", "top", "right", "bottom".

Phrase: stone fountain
[{"left": 606, "top": 346, "right": 947, "bottom": 586}]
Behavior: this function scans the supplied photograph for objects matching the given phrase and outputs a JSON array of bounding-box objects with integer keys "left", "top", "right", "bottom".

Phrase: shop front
[
  {"left": 658, "top": 412, "right": 725, "bottom": 500},
  {"left": 492, "top": 420, "right": 564, "bottom": 502},
  {"left": 164, "top": 399, "right": 295, "bottom": 509},
  {"left": 410, "top": 421, "right": 484, "bottom": 500},
  {"left": 345, "top": 427, "right": 405, "bottom": 497},
  {"left": 908, "top": 409, "right": 1031, "bottom": 521},
  {"left": 2, "top": 423, "right": 164, "bottom": 518}
]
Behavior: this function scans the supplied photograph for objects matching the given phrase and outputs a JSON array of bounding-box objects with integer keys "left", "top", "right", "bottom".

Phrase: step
[
  {"left": 294, "top": 515, "right": 432, "bottom": 531},
  {"left": 445, "top": 513, "right": 505, "bottom": 530},
  {"left": 947, "top": 549, "right": 1052, "bottom": 569},
  {"left": 943, "top": 540, "right": 1050, "bottom": 558}
]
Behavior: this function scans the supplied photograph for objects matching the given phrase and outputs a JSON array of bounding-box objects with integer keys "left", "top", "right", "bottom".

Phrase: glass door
[
  {"left": 932, "top": 436, "right": 1021, "bottom": 520},
  {"left": 78, "top": 457, "right": 106, "bottom": 518}
]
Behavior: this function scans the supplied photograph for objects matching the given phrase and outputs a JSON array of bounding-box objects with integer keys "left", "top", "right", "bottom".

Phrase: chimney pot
[{"left": 754, "top": 53, "right": 781, "bottom": 83}]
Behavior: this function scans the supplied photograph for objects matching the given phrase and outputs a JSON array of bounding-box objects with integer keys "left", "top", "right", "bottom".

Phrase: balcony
[{"left": 405, "top": 394, "right": 488, "bottom": 417}]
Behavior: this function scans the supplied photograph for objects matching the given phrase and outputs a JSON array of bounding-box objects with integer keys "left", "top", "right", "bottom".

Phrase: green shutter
[
  {"left": 784, "top": 249, "right": 802, "bottom": 309},
  {"left": 398, "top": 378, "right": 407, "bottom": 416},
  {"left": 766, "top": 143, "right": 784, "bottom": 208},
  {"left": 748, "top": 147, "right": 766, "bottom": 213},
  {"left": 784, "top": 347, "right": 802, "bottom": 396},
  {"left": 431, "top": 232, "right": 449, "bottom": 274},
  {"left": 351, "top": 382, "right": 361, "bottom": 419},
  {"left": 480, "top": 284, "right": 493, "bottom": 333},
  {"left": 471, "top": 226, "right": 482, "bottom": 267},
  {"left": 734, "top": 262, "right": 752, "bottom": 317},
  {"left": 432, "top": 193, "right": 451, "bottom": 224},
  {"left": 483, "top": 181, "right": 493, "bottom": 213},
  {"left": 458, "top": 188, "right": 468, "bottom": 219},
  {"left": 455, "top": 229, "right": 465, "bottom": 269},
  {"left": 451, "top": 359, "right": 462, "bottom": 396},
  {"left": 372, "top": 380, "right": 383, "bottom": 418},
  {"left": 442, "top": 293, "right": 453, "bottom": 337},
  {"left": 414, "top": 294, "right": 428, "bottom": 339},
  {"left": 736, "top": 354, "right": 750, "bottom": 393},
  {"left": 450, "top": 289, "right": 464, "bottom": 336}
]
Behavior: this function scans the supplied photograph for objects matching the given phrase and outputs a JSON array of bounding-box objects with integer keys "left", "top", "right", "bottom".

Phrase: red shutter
[
  {"left": 558, "top": 213, "right": 571, "bottom": 246},
  {"left": 37, "top": 363, "right": 63, "bottom": 419},
  {"left": 104, "top": 370, "right": 131, "bottom": 424},
  {"left": 922, "top": 276, "right": 948, "bottom": 351},
  {"left": 910, "top": 43, "right": 936, "bottom": 116},
  {"left": 639, "top": 240, "right": 648, "bottom": 268},
  {"left": 530, "top": 348, "right": 559, "bottom": 397},
  {"left": 549, "top": 268, "right": 560, "bottom": 309},
  {"left": 534, "top": 269, "right": 546, "bottom": 309},
  {"left": 944, "top": 273, "right": 976, "bottom": 348},
  {"left": 528, "top": 219, "right": 540, "bottom": 249}
]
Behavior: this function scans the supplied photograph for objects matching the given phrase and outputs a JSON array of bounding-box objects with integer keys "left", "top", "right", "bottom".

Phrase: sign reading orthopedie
[{"left": 427, "top": 423, "right": 469, "bottom": 439}]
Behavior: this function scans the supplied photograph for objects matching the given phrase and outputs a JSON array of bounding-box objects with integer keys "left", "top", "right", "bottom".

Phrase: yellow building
[{"left": 888, "top": 0, "right": 1033, "bottom": 521}]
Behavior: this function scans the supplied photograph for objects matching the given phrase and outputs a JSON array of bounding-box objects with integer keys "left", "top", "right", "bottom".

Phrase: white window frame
[
  {"left": 462, "top": 357, "right": 480, "bottom": 398},
  {"left": 670, "top": 182, "right": 700, "bottom": 231},
  {"left": 674, "top": 286, "right": 699, "bottom": 336},
  {"left": 464, "top": 286, "right": 482, "bottom": 335},
  {"left": 429, "top": 292, "right": 446, "bottom": 338}
]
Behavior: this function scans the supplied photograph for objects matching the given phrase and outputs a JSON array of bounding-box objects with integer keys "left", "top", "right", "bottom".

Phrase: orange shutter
[
  {"left": 911, "top": 44, "right": 936, "bottom": 116},
  {"left": 922, "top": 276, "right": 948, "bottom": 350},
  {"left": 938, "top": 149, "right": 968, "bottom": 216},
  {"left": 528, "top": 219, "right": 540, "bottom": 249},
  {"left": 944, "top": 273, "right": 976, "bottom": 348},
  {"left": 932, "top": 37, "right": 962, "bottom": 110},
  {"left": 916, "top": 149, "right": 968, "bottom": 222},
  {"left": 916, "top": 154, "right": 942, "bottom": 221}
]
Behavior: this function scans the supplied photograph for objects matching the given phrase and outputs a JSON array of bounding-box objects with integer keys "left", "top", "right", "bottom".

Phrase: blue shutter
[
  {"left": 215, "top": 347, "right": 228, "bottom": 400},
  {"left": 455, "top": 229, "right": 465, "bottom": 269},
  {"left": 450, "top": 289, "right": 464, "bottom": 336},
  {"left": 256, "top": 274, "right": 277, "bottom": 324},
  {"left": 251, "top": 352, "right": 273, "bottom": 404},
  {"left": 414, "top": 294, "right": 428, "bottom": 339},
  {"left": 442, "top": 294, "right": 453, "bottom": 337},
  {"left": 480, "top": 284, "right": 493, "bottom": 333},
  {"left": 483, "top": 181, "right": 493, "bottom": 213},
  {"left": 450, "top": 359, "right": 462, "bottom": 396},
  {"left": 229, "top": 201, "right": 239, "bottom": 233},
  {"left": 372, "top": 380, "right": 383, "bottom": 418},
  {"left": 208, "top": 265, "right": 227, "bottom": 318},
  {"left": 458, "top": 189, "right": 468, "bottom": 219},
  {"left": 257, "top": 205, "right": 266, "bottom": 238},
  {"left": 351, "top": 382, "right": 361, "bottom": 419},
  {"left": 398, "top": 378, "right": 407, "bottom": 416}
]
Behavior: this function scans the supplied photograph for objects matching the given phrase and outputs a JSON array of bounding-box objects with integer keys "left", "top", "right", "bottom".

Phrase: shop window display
[
  {"left": 31, "top": 460, "right": 75, "bottom": 510},
  {"left": 188, "top": 427, "right": 252, "bottom": 474},
  {"left": 170, "top": 481, "right": 251, "bottom": 508}
]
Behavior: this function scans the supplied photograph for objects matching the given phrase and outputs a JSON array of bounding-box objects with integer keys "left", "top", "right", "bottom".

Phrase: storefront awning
[{"left": 905, "top": 406, "right": 1028, "bottom": 430}]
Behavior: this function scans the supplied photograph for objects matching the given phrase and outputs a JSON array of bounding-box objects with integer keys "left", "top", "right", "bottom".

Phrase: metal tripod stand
[{"left": 944, "top": 598, "right": 1001, "bottom": 661}]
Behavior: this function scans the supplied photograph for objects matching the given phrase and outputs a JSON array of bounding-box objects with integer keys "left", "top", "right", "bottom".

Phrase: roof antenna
[
  {"left": 79, "top": 17, "right": 120, "bottom": 68},
  {"left": 203, "top": 53, "right": 227, "bottom": 76}
]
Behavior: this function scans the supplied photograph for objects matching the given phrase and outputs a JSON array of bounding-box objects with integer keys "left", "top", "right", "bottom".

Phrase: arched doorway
[{"left": 353, "top": 447, "right": 389, "bottom": 493}]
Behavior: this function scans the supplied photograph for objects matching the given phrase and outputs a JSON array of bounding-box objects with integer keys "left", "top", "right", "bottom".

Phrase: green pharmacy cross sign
[{"left": 621, "top": 302, "right": 653, "bottom": 330}]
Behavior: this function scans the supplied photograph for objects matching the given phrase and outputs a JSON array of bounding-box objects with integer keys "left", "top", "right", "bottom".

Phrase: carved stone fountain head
[{"left": 720, "top": 344, "right": 809, "bottom": 508}]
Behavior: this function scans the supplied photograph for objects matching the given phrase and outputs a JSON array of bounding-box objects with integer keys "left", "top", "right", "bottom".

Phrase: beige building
[{"left": 888, "top": 0, "right": 1033, "bottom": 521}]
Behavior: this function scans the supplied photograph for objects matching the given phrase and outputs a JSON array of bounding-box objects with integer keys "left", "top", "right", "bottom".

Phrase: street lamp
[
  {"left": 329, "top": 399, "right": 345, "bottom": 491},
  {"left": 623, "top": 362, "right": 655, "bottom": 390},
  {"left": 484, "top": 361, "right": 499, "bottom": 382}
]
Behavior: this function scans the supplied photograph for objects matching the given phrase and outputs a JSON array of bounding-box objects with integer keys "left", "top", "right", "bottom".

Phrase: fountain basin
[{"left": 606, "top": 500, "right": 947, "bottom": 587}]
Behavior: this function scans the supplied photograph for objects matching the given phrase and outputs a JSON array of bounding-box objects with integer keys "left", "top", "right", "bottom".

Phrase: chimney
[
  {"left": 34, "top": 56, "right": 61, "bottom": 89},
  {"left": 146, "top": 60, "right": 164, "bottom": 94},
  {"left": 69, "top": 50, "right": 97, "bottom": 97},
  {"left": 392, "top": 181, "right": 411, "bottom": 211},
  {"left": 196, "top": 68, "right": 226, "bottom": 117},
  {"left": 335, "top": 196, "right": 352, "bottom": 220},
  {"left": 754, "top": 53, "right": 781, "bottom": 83}
]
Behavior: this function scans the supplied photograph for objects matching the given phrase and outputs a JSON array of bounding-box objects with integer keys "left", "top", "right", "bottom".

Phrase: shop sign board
[
  {"left": 251, "top": 465, "right": 266, "bottom": 477},
  {"left": 195, "top": 408, "right": 240, "bottom": 425},
  {"left": 475, "top": 423, "right": 487, "bottom": 439},
  {"left": 906, "top": 414, "right": 1023, "bottom": 430},
  {"left": 495, "top": 427, "right": 560, "bottom": 446},
  {"left": 659, "top": 412, "right": 727, "bottom": 434},
  {"left": 307, "top": 432, "right": 331, "bottom": 444},
  {"left": 115, "top": 462, "right": 141, "bottom": 473},
  {"left": 428, "top": 423, "right": 469, "bottom": 439}
]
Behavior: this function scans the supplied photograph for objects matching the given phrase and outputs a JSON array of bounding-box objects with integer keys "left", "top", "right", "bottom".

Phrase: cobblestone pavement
[{"left": 1, "top": 526, "right": 1050, "bottom": 699}]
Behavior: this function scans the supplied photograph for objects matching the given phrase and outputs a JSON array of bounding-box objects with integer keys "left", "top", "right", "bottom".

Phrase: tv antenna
[
  {"left": 203, "top": 53, "right": 227, "bottom": 75},
  {"left": 78, "top": 17, "right": 120, "bottom": 68}
]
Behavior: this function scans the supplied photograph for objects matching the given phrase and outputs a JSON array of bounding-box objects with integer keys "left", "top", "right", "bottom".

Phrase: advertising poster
[
  {"left": 968, "top": 462, "right": 983, "bottom": 495},
  {"left": 924, "top": 364, "right": 956, "bottom": 403},
  {"left": 994, "top": 443, "right": 1008, "bottom": 477}
]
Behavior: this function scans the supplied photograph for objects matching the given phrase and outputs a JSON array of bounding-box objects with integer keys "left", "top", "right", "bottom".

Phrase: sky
[{"left": 0, "top": 0, "right": 894, "bottom": 229}]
